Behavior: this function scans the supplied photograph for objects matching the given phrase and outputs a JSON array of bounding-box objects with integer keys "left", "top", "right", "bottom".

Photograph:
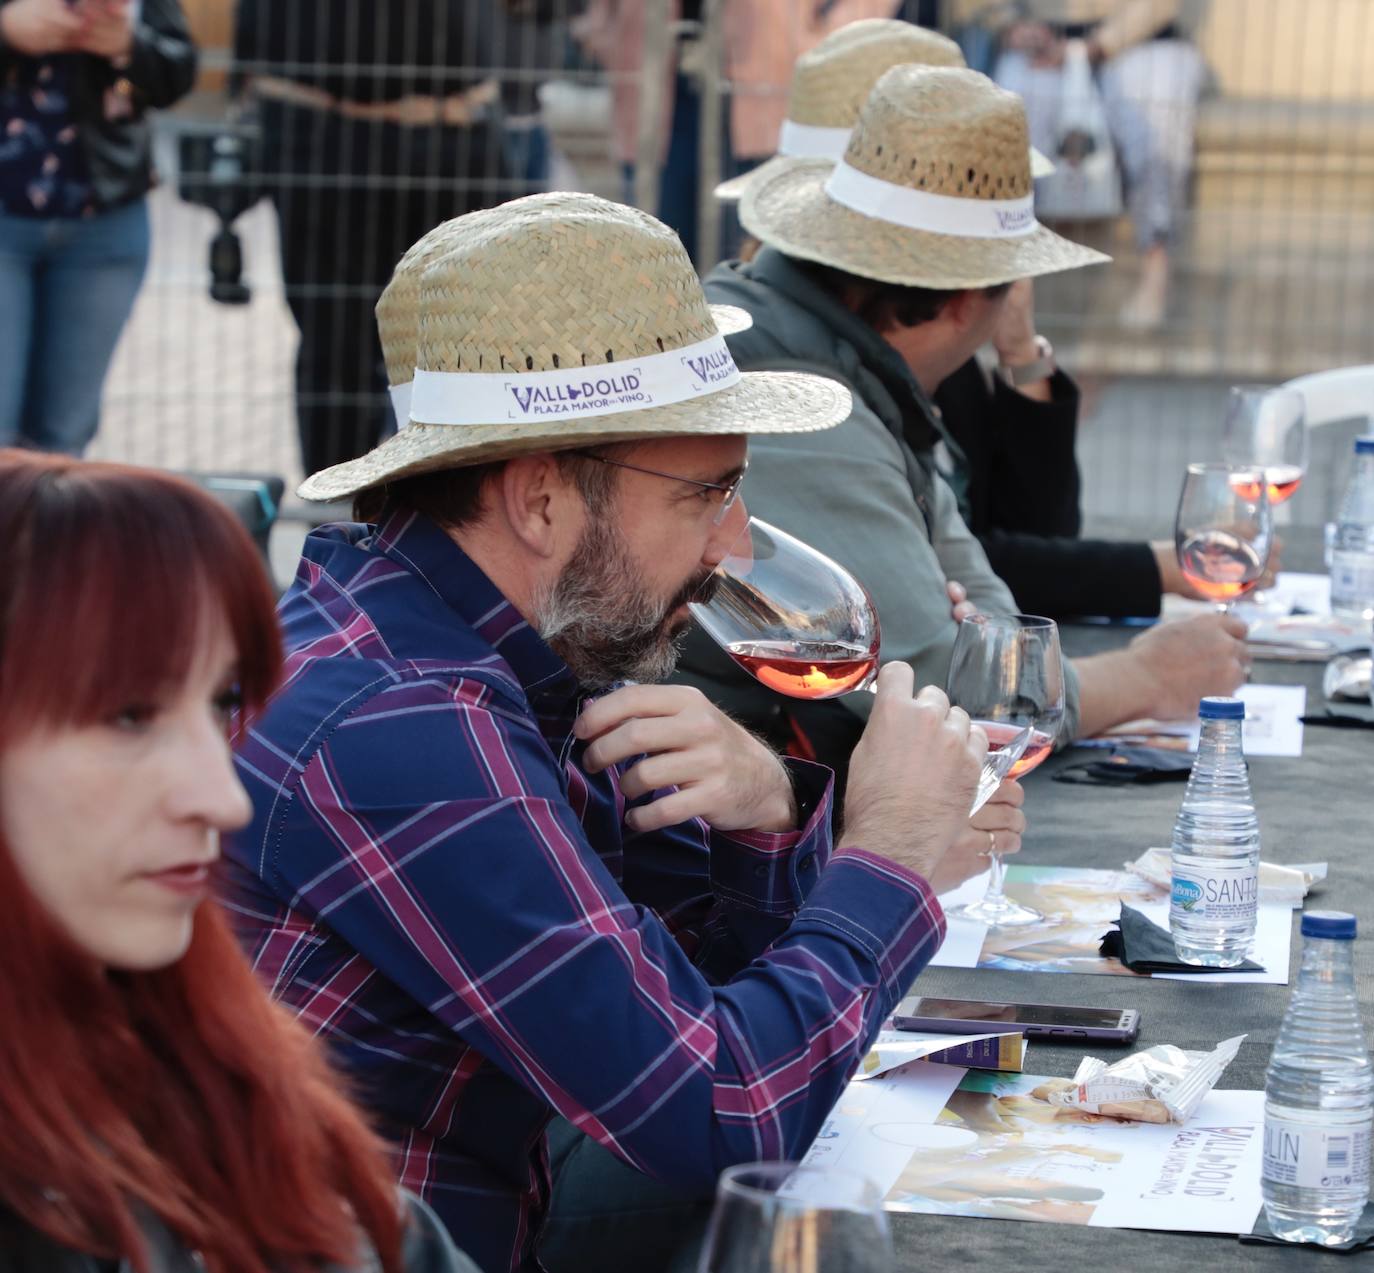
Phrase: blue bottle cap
[
  {"left": 1199, "top": 696, "right": 1245, "bottom": 720},
  {"left": 1302, "top": 911, "right": 1357, "bottom": 940},
  {"left": 1356, "top": 436, "right": 1374, "bottom": 455}
]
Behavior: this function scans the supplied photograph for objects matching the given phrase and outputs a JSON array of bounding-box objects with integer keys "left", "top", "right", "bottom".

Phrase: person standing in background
[
  {"left": 235, "top": 2, "right": 518, "bottom": 480},
  {"left": 989, "top": 0, "right": 1207, "bottom": 329},
  {"left": 932, "top": 0, "right": 1018, "bottom": 72},
  {"left": 0, "top": 0, "right": 195, "bottom": 454},
  {"left": 574, "top": 0, "right": 898, "bottom": 264},
  {"left": 492, "top": 0, "right": 574, "bottom": 196}
]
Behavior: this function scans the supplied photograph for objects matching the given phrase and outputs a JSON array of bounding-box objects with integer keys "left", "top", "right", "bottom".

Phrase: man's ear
[
  {"left": 496, "top": 453, "right": 581, "bottom": 559},
  {"left": 941, "top": 287, "right": 984, "bottom": 333}
]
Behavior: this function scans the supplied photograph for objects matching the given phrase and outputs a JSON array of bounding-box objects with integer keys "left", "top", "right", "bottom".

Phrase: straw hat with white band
[
  {"left": 739, "top": 65, "right": 1110, "bottom": 291},
  {"left": 375, "top": 215, "right": 470, "bottom": 432},
  {"left": 715, "top": 18, "right": 1051, "bottom": 205},
  {"left": 299, "top": 192, "right": 852, "bottom": 502}
]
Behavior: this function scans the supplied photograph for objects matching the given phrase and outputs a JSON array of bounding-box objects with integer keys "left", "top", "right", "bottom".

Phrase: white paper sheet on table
[
  {"left": 932, "top": 864, "right": 1293, "bottom": 985},
  {"left": 801, "top": 1062, "right": 1265, "bottom": 1235},
  {"left": 1185, "top": 683, "right": 1306, "bottom": 757},
  {"left": 1104, "top": 683, "right": 1306, "bottom": 757},
  {"left": 1258, "top": 572, "right": 1332, "bottom": 616}
]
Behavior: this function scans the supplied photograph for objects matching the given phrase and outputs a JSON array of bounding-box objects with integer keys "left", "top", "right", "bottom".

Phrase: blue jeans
[
  {"left": 538, "top": 1118, "right": 713, "bottom": 1273},
  {"left": 0, "top": 197, "right": 150, "bottom": 453}
]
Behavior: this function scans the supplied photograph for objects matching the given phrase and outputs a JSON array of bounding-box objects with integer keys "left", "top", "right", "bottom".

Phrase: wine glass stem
[{"left": 981, "top": 851, "right": 1008, "bottom": 904}]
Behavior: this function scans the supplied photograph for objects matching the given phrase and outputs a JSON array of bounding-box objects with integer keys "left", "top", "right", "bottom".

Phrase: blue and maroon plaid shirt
[{"left": 223, "top": 509, "right": 946, "bottom": 1273}]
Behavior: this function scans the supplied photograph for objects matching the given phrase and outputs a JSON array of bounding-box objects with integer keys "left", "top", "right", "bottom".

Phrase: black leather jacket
[{"left": 0, "top": 0, "right": 196, "bottom": 211}]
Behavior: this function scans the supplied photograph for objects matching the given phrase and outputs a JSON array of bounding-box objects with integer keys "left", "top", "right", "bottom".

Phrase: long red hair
[{"left": 0, "top": 452, "right": 405, "bottom": 1272}]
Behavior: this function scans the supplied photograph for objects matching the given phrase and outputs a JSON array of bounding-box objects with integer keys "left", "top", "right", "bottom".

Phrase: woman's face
[{"left": 0, "top": 620, "right": 253, "bottom": 971}]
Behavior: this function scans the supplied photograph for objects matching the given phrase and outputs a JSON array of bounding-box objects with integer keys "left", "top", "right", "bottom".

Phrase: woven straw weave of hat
[
  {"left": 375, "top": 217, "right": 475, "bottom": 387},
  {"left": 416, "top": 192, "right": 745, "bottom": 380},
  {"left": 716, "top": 19, "right": 963, "bottom": 203},
  {"left": 297, "top": 192, "right": 850, "bottom": 500},
  {"left": 740, "top": 65, "right": 1109, "bottom": 289},
  {"left": 849, "top": 65, "right": 1035, "bottom": 200},
  {"left": 787, "top": 19, "right": 963, "bottom": 129},
  {"left": 717, "top": 18, "right": 1047, "bottom": 202}
]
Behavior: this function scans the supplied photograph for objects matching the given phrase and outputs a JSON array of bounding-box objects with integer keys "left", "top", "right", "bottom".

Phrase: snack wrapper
[{"left": 1045, "top": 1035, "right": 1245, "bottom": 1124}]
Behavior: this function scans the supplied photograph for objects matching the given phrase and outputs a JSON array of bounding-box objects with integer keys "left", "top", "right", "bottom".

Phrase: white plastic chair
[
  {"left": 1283, "top": 365, "right": 1374, "bottom": 433},
  {"left": 1277, "top": 365, "right": 1374, "bottom": 531}
]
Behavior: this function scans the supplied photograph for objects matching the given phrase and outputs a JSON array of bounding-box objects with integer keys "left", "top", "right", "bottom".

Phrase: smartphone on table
[{"left": 894, "top": 994, "right": 1140, "bottom": 1044}]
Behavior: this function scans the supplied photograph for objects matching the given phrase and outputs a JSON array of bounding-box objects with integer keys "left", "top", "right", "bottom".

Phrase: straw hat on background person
[
  {"left": 739, "top": 64, "right": 1109, "bottom": 291},
  {"left": 299, "top": 192, "right": 852, "bottom": 502},
  {"left": 716, "top": 17, "right": 1052, "bottom": 205}
]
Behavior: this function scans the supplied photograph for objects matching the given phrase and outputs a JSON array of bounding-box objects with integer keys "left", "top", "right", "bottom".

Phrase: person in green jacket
[{"left": 678, "top": 64, "right": 1247, "bottom": 781}]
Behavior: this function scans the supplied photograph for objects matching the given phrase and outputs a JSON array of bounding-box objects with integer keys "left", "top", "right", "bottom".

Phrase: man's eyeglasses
[{"left": 574, "top": 451, "right": 747, "bottom": 524}]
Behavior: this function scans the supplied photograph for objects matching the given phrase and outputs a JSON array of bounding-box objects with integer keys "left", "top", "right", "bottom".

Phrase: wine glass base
[{"left": 951, "top": 896, "right": 1044, "bottom": 928}]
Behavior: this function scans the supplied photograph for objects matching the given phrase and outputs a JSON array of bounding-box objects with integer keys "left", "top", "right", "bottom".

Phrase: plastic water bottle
[
  {"left": 1168, "top": 696, "right": 1259, "bottom": 967},
  {"left": 1262, "top": 912, "right": 1372, "bottom": 1246},
  {"left": 1330, "top": 436, "right": 1374, "bottom": 623}
]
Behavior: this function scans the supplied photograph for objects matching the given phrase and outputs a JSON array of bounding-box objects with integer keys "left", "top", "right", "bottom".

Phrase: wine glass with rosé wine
[
  {"left": 1222, "top": 385, "right": 1308, "bottom": 508},
  {"left": 945, "top": 614, "right": 1066, "bottom": 929},
  {"left": 689, "top": 518, "right": 880, "bottom": 701},
  {"left": 1175, "top": 462, "right": 1274, "bottom": 613}
]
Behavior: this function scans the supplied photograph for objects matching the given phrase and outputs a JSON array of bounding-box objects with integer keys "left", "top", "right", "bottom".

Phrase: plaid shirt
[{"left": 224, "top": 509, "right": 945, "bottom": 1273}]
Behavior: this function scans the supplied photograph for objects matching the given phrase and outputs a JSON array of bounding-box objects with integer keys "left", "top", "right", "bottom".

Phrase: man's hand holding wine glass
[
  {"left": 840, "top": 664, "right": 989, "bottom": 884},
  {"left": 936, "top": 778, "right": 1026, "bottom": 895},
  {"left": 577, "top": 684, "right": 797, "bottom": 834}
]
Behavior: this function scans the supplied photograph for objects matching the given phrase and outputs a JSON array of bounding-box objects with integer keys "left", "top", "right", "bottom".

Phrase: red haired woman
[{"left": 0, "top": 451, "right": 478, "bottom": 1273}]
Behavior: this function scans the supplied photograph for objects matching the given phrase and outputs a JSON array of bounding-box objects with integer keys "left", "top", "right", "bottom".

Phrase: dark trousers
[
  {"left": 538, "top": 1118, "right": 714, "bottom": 1273},
  {"left": 261, "top": 99, "right": 509, "bottom": 477}
]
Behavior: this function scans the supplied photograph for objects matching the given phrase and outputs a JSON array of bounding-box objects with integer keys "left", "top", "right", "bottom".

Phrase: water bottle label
[
  {"left": 1170, "top": 861, "right": 1258, "bottom": 925},
  {"left": 1331, "top": 553, "right": 1374, "bottom": 599},
  {"left": 1262, "top": 1115, "right": 1372, "bottom": 1191}
]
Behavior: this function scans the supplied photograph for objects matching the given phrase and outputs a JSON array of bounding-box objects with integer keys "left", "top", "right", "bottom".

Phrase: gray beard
[{"left": 534, "top": 519, "right": 700, "bottom": 690}]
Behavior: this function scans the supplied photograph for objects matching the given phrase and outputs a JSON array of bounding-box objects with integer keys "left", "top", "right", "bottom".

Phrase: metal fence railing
[
  {"left": 95, "top": 1, "right": 626, "bottom": 497},
  {"left": 83, "top": 0, "right": 1374, "bottom": 534}
]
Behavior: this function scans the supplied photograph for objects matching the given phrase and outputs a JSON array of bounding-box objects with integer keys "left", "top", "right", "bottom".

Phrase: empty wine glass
[
  {"left": 698, "top": 1162, "right": 893, "bottom": 1273},
  {"left": 1175, "top": 462, "right": 1274, "bottom": 612},
  {"left": 689, "top": 518, "right": 880, "bottom": 700},
  {"left": 946, "top": 615, "right": 1065, "bottom": 929},
  {"left": 1222, "top": 385, "right": 1308, "bottom": 507}
]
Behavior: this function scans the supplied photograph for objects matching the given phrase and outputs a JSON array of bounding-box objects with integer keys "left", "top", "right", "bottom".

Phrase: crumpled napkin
[
  {"left": 1053, "top": 744, "right": 1194, "bottom": 786},
  {"left": 1100, "top": 905, "right": 1264, "bottom": 974}
]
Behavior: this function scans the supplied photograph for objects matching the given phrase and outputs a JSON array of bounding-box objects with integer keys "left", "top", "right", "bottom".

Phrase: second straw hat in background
[
  {"left": 740, "top": 65, "right": 1109, "bottom": 291},
  {"left": 715, "top": 17, "right": 1051, "bottom": 204}
]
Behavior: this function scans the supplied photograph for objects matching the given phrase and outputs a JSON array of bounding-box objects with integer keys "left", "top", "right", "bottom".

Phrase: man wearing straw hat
[
  {"left": 225, "top": 192, "right": 1013, "bottom": 1273},
  {"left": 685, "top": 64, "right": 1246, "bottom": 775},
  {"left": 713, "top": 16, "right": 1203, "bottom": 627}
]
